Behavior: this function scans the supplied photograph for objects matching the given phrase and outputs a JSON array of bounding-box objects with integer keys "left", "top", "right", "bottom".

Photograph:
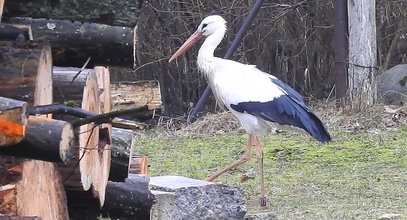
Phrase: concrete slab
[{"left": 149, "top": 175, "right": 246, "bottom": 220}]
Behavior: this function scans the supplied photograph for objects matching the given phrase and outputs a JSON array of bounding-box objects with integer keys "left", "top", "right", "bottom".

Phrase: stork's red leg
[
  {"left": 206, "top": 134, "right": 255, "bottom": 181},
  {"left": 253, "top": 135, "right": 267, "bottom": 207}
]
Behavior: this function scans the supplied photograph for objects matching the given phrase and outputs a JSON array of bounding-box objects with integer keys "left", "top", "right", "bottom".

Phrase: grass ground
[{"left": 135, "top": 110, "right": 407, "bottom": 219}]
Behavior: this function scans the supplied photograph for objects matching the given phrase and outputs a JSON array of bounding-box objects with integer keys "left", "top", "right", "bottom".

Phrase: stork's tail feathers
[{"left": 302, "top": 111, "right": 331, "bottom": 143}]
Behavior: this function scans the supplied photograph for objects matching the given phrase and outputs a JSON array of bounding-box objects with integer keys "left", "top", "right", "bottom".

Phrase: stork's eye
[{"left": 202, "top": 23, "right": 208, "bottom": 29}]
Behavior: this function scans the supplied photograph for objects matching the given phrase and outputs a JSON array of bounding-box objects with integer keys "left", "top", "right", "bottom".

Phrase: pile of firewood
[{"left": 0, "top": 37, "right": 160, "bottom": 219}]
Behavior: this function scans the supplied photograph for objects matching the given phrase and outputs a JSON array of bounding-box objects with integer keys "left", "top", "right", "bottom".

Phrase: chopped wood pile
[{"left": 0, "top": 3, "right": 161, "bottom": 219}]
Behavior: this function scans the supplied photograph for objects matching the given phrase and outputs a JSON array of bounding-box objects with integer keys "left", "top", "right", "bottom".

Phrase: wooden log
[
  {"left": 92, "top": 66, "right": 111, "bottom": 206},
  {"left": 52, "top": 66, "right": 92, "bottom": 106},
  {"left": 102, "top": 175, "right": 155, "bottom": 219},
  {"left": 109, "top": 128, "right": 148, "bottom": 182},
  {"left": 0, "top": 97, "right": 27, "bottom": 146},
  {"left": 16, "top": 161, "right": 68, "bottom": 220},
  {"left": 6, "top": 18, "right": 135, "bottom": 67},
  {"left": 0, "top": 42, "right": 69, "bottom": 219},
  {"left": 66, "top": 174, "right": 155, "bottom": 219},
  {"left": 0, "top": 23, "right": 30, "bottom": 41},
  {"left": 0, "top": 117, "right": 74, "bottom": 164},
  {"left": 0, "top": 41, "right": 52, "bottom": 106},
  {"left": 4, "top": 0, "right": 141, "bottom": 27},
  {"left": 58, "top": 70, "right": 100, "bottom": 192},
  {"left": 54, "top": 67, "right": 156, "bottom": 121},
  {"left": 109, "top": 128, "right": 133, "bottom": 182},
  {"left": 56, "top": 67, "right": 111, "bottom": 206},
  {"left": 110, "top": 80, "right": 162, "bottom": 118}
]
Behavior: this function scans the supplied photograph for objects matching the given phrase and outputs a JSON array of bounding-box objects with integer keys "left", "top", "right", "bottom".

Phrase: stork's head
[
  {"left": 169, "top": 15, "right": 227, "bottom": 62},
  {"left": 197, "top": 15, "right": 227, "bottom": 37}
]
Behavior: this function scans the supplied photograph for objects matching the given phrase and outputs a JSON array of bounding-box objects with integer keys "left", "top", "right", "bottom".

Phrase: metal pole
[
  {"left": 187, "top": 0, "right": 264, "bottom": 124},
  {"left": 333, "top": 0, "right": 348, "bottom": 104}
]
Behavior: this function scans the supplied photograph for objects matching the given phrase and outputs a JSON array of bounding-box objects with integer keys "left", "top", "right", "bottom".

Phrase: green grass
[{"left": 136, "top": 126, "right": 407, "bottom": 219}]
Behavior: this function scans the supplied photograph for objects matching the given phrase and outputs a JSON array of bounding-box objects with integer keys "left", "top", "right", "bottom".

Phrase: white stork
[{"left": 169, "top": 15, "right": 331, "bottom": 207}]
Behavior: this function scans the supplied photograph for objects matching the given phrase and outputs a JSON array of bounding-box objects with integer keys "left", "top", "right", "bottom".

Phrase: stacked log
[
  {"left": 110, "top": 80, "right": 162, "bottom": 119},
  {"left": 0, "top": 117, "right": 74, "bottom": 163},
  {"left": 54, "top": 67, "right": 111, "bottom": 206},
  {"left": 0, "top": 43, "right": 158, "bottom": 219},
  {"left": 0, "top": 41, "right": 69, "bottom": 220}
]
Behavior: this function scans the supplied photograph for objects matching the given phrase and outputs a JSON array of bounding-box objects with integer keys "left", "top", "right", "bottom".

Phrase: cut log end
[{"left": 0, "top": 97, "right": 27, "bottom": 146}]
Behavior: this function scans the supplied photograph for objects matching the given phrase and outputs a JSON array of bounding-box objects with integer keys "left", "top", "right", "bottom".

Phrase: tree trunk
[
  {"left": 347, "top": 0, "right": 377, "bottom": 111},
  {"left": 0, "top": 97, "right": 27, "bottom": 146},
  {"left": 0, "top": 41, "right": 52, "bottom": 106},
  {"left": 6, "top": 17, "right": 135, "bottom": 67},
  {"left": 0, "top": 117, "right": 74, "bottom": 164},
  {"left": 4, "top": 0, "right": 141, "bottom": 27}
]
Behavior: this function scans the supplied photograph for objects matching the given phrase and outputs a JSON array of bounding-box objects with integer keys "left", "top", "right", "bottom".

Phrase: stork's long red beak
[{"left": 169, "top": 31, "right": 204, "bottom": 62}]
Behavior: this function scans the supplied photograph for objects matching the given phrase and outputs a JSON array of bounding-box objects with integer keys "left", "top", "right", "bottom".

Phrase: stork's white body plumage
[
  {"left": 169, "top": 15, "right": 331, "bottom": 206},
  {"left": 202, "top": 58, "right": 284, "bottom": 134}
]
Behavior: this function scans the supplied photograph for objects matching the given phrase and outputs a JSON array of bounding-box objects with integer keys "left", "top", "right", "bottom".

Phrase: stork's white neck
[{"left": 197, "top": 28, "right": 225, "bottom": 75}]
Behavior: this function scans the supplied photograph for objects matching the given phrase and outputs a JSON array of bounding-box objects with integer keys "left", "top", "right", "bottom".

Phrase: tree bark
[
  {"left": 347, "top": 0, "right": 377, "bottom": 111},
  {"left": 0, "top": 117, "right": 74, "bottom": 164},
  {"left": 4, "top": 0, "right": 141, "bottom": 27},
  {"left": 102, "top": 175, "right": 155, "bottom": 219},
  {"left": 0, "top": 41, "right": 52, "bottom": 106},
  {"left": 6, "top": 17, "right": 135, "bottom": 67},
  {"left": 0, "top": 97, "right": 27, "bottom": 146}
]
